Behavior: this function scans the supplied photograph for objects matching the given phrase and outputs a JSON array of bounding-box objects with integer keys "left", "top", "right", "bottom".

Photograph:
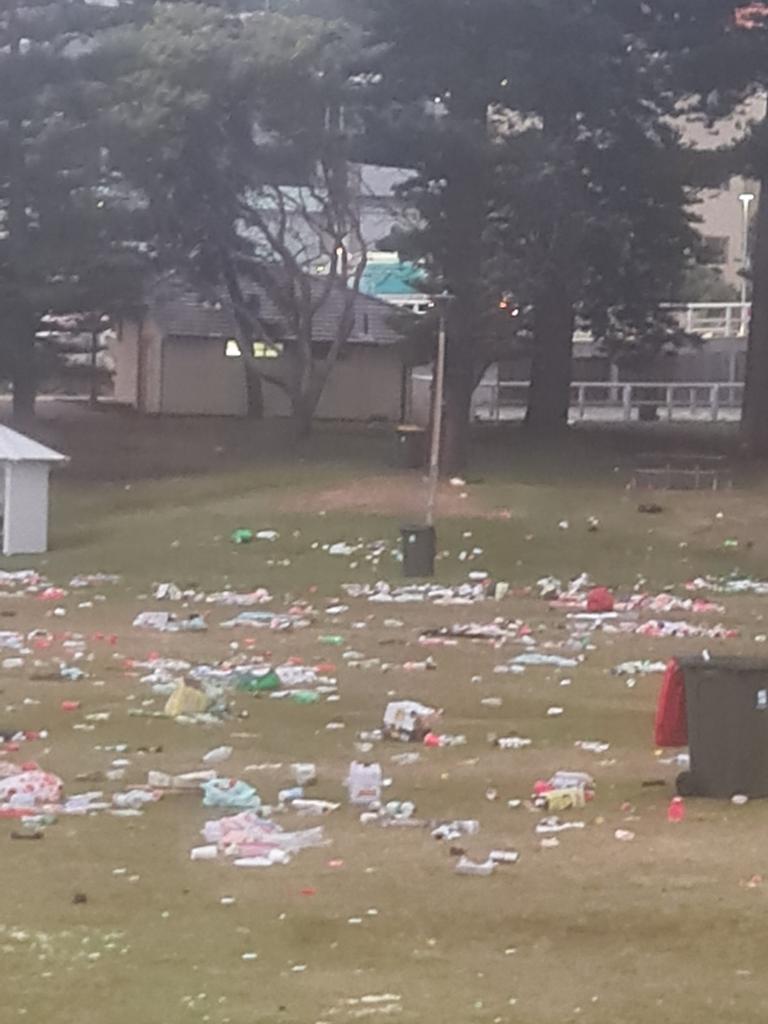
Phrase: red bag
[
  {"left": 654, "top": 659, "right": 688, "bottom": 747},
  {"left": 586, "top": 587, "right": 614, "bottom": 613}
]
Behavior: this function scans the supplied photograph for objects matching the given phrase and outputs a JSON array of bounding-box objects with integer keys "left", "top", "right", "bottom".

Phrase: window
[
  {"left": 702, "top": 236, "right": 729, "bottom": 266},
  {"left": 252, "top": 341, "right": 283, "bottom": 359},
  {"left": 224, "top": 339, "right": 283, "bottom": 359}
]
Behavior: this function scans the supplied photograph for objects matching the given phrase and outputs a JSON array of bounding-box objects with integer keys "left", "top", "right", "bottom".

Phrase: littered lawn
[{"left": 3, "top": 405, "right": 768, "bottom": 1024}]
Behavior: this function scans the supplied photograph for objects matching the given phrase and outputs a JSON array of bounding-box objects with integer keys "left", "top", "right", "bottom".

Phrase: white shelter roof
[{"left": 0, "top": 426, "right": 68, "bottom": 464}]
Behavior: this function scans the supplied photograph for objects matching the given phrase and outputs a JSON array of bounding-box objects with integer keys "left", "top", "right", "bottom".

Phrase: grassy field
[{"left": 3, "top": 405, "right": 768, "bottom": 1024}]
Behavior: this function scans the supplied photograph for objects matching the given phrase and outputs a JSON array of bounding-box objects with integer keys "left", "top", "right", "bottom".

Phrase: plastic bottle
[
  {"left": 291, "top": 763, "right": 317, "bottom": 786},
  {"left": 203, "top": 745, "right": 234, "bottom": 764},
  {"left": 455, "top": 856, "right": 496, "bottom": 876},
  {"left": 345, "top": 762, "right": 382, "bottom": 806},
  {"left": 190, "top": 844, "right": 219, "bottom": 861},
  {"left": 667, "top": 796, "right": 686, "bottom": 823}
]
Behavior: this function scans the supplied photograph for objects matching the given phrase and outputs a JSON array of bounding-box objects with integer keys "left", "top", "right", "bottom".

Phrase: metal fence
[
  {"left": 674, "top": 302, "right": 750, "bottom": 339},
  {"left": 569, "top": 303, "right": 751, "bottom": 346},
  {"left": 474, "top": 381, "right": 744, "bottom": 423}
]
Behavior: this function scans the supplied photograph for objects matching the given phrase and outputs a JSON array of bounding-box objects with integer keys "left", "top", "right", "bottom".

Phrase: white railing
[
  {"left": 674, "top": 302, "right": 750, "bottom": 339},
  {"left": 474, "top": 381, "right": 744, "bottom": 423},
  {"left": 389, "top": 298, "right": 752, "bottom": 338},
  {"left": 570, "top": 302, "right": 751, "bottom": 344}
]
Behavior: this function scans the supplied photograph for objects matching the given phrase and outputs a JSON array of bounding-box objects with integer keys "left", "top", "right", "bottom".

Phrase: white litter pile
[{"left": 191, "top": 810, "right": 328, "bottom": 867}]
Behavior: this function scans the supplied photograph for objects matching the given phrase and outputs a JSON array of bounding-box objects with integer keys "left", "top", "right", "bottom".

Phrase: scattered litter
[
  {"left": 202, "top": 778, "right": 261, "bottom": 810},
  {"left": 165, "top": 683, "right": 210, "bottom": 718},
  {"left": 133, "top": 612, "right": 206, "bottom": 633},
  {"left": 221, "top": 611, "right": 311, "bottom": 631},
  {"left": 383, "top": 701, "right": 441, "bottom": 742},
  {"left": 202, "top": 746, "right": 233, "bottom": 765},
  {"left": 346, "top": 762, "right": 383, "bottom": 806},
  {"left": 614, "top": 829, "right": 636, "bottom": 842},
  {"left": 455, "top": 856, "right": 496, "bottom": 876},
  {"left": 495, "top": 736, "right": 532, "bottom": 751},
  {"left": 613, "top": 660, "right": 667, "bottom": 676}
]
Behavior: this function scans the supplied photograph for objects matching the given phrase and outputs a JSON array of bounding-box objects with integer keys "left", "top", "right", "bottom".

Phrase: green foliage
[
  {"left": 102, "top": 3, "right": 371, "bottom": 431},
  {"left": 354, "top": 0, "right": 702, "bottom": 444},
  {"left": 0, "top": 0, "right": 150, "bottom": 405}
]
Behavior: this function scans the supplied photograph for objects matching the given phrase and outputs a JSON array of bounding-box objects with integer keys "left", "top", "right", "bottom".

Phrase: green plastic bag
[
  {"left": 235, "top": 669, "right": 280, "bottom": 693},
  {"left": 291, "top": 690, "right": 320, "bottom": 705},
  {"left": 231, "top": 529, "right": 254, "bottom": 545}
]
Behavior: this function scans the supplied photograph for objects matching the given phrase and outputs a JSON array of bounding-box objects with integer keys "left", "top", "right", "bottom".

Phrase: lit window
[
  {"left": 225, "top": 339, "right": 284, "bottom": 358},
  {"left": 252, "top": 342, "right": 283, "bottom": 359}
]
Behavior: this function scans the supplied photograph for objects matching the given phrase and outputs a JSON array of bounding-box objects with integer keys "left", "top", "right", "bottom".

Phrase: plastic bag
[
  {"left": 0, "top": 768, "right": 63, "bottom": 807},
  {"left": 165, "top": 682, "right": 210, "bottom": 717},
  {"left": 235, "top": 669, "right": 280, "bottom": 693},
  {"left": 202, "top": 778, "right": 261, "bottom": 809}
]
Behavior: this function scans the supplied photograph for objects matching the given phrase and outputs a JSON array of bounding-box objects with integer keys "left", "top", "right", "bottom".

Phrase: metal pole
[
  {"left": 739, "top": 192, "right": 755, "bottom": 306},
  {"left": 425, "top": 303, "right": 447, "bottom": 528},
  {"left": 89, "top": 329, "right": 99, "bottom": 408}
]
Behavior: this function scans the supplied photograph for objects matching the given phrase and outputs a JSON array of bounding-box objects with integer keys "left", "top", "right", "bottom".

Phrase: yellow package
[
  {"left": 164, "top": 681, "right": 210, "bottom": 717},
  {"left": 542, "top": 788, "right": 587, "bottom": 812}
]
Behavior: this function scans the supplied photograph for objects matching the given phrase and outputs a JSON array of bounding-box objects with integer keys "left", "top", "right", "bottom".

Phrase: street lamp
[
  {"left": 400, "top": 291, "right": 453, "bottom": 578},
  {"left": 739, "top": 191, "right": 756, "bottom": 307},
  {"left": 425, "top": 291, "right": 453, "bottom": 529}
]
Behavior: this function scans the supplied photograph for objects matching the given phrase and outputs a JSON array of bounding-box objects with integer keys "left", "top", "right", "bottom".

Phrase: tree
[
  {"left": 100, "top": 2, "right": 369, "bottom": 437},
  {"left": 0, "top": 0, "right": 148, "bottom": 421},
  {"left": 627, "top": 1, "right": 768, "bottom": 452},
  {"left": 355, "top": 0, "right": 698, "bottom": 464},
  {"left": 354, "top": 0, "right": 521, "bottom": 470},
  {"left": 489, "top": 100, "right": 697, "bottom": 432}
]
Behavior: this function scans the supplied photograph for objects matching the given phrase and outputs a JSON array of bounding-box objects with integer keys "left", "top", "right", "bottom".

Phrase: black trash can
[
  {"left": 395, "top": 425, "right": 427, "bottom": 469},
  {"left": 400, "top": 525, "right": 436, "bottom": 577},
  {"left": 678, "top": 656, "right": 768, "bottom": 798}
]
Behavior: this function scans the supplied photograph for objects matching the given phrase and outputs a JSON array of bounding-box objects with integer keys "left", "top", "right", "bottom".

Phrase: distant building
[
  {"left": 113, "top": 276, "right": 409, "bottom": 422},
  {"left": 682, "top": 97, "right": 765, "bottom": 295},
  {"left": 360, "top": 253, "right": 432, "bottom": 313}
]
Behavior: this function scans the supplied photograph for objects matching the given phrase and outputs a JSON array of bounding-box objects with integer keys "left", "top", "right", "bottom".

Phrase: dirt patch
[{"left": 279, "top": 473, "right": 513, "bottom": 519}]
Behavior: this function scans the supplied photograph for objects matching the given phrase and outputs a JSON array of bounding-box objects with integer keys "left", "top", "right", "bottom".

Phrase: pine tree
[
  {"left": 0, "top": 0, "right": 148, "bottom": 420},
  {"left": 355, "top": 0, "right": 701, "bottom": 460},
  {"left": 635, "top": 1, "right": 768, "bottom": 453}
]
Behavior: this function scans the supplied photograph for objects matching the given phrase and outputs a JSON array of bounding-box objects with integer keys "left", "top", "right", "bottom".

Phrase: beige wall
[
  {"left": 682, "top": 96, "right": 766, "bottom": 290},
  {"left": 117, "top": 322, "right": 403, "bottom": 420},
  {"left": 694, "top": 179, "right": 756, "bottom": 289},
  {"left": 142, "top": 321, "right": 164, "bottom": 413},
  {"left": 261, "top": 346, "right": 402, "bottom": 420},
  {"left": 316, "top": 346, "right": 402, "bottom": 421},
  {"left": 113, "top": 317, "right": 163, "bottom": 411},
  {"left": 160, "top": 336, "right": 248, "bottom": 416},
  {"left": 113, "top": 318, "right": 140, "bottom": 405}
]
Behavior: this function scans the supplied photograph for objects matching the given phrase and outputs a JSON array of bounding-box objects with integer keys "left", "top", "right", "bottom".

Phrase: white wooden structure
[{"left": 0, "top": 428, "right": 68, "bottom": 556}]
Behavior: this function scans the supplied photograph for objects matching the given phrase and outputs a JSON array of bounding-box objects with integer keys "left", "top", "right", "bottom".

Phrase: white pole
[
  {"left": 426, "top": 294, "right": 451, "bottom": 528},
  {"left": 739, "top": 191, "right": 755, "bottom": 306}
]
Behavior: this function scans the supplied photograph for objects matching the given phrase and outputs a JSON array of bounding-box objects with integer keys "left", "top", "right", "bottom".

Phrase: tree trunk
[
  {"left": 243, "top": 361, "right": 265, "bottom": 419},
  {"left": 11, "top": 330, "right": 37, "bottom": 425},
  {"left": 437, "top": 96, "right": 489, "bottom": 475},
  {"left": 742, "top": 176, "right": 768, "bottom": 454},
  {"left": 441, "top": 369, "right": 474, "bottom": 475},
  {"left": 525, "top": 288, "right": 575, "bottom": 435},
  {"left": 293, "top": 397, "right": 314, "bottom": 440},
  {"left": 7, "top": 5, "right": 35, "bottom": 426}
]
